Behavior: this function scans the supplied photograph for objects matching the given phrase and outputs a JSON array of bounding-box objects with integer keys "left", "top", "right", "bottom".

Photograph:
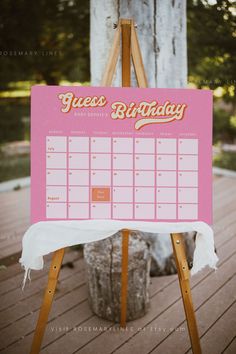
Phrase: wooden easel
[{"left": 30, "top": 19, "right": 201, "bottom": 354}]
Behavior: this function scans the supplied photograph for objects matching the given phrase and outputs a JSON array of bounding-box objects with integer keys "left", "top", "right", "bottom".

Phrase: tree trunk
[{"left": 84, "top": 232, "right": 151, "bottom": 322}]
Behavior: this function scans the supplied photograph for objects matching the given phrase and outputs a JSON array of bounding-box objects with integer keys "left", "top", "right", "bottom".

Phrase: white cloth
[{"left": 19, "top": 220, "right": 218, "bottom": 288}]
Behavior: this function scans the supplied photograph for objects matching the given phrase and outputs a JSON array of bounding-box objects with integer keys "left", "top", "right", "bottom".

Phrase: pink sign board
[{"left": 31, "top": 86, "right": 212, "bottom": 224}]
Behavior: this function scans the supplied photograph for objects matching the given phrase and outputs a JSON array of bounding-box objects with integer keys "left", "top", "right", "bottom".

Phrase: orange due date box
[{"left": 92, "top": 187, "right": 110, "bottom": 202}]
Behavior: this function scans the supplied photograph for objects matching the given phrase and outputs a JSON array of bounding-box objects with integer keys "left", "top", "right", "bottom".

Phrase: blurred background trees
[{"left": 0, "top": 0, "right": 235, "bottom": 181}]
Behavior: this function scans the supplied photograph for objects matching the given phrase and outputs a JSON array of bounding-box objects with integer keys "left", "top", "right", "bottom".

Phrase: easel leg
[
  {"left": 120, "top": 229, "right": 129, "bottom": 327},
  {"left": 170, "top": 233, "right": 202, "bottom": 354},
  {"left": 30, "top": 248, "right": 65, "bottom": 354}
]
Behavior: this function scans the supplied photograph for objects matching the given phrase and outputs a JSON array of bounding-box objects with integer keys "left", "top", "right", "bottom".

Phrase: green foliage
[
  {"left": 213, "top": 106, "right": 236, "bottom": 143},
  {"left": 0, "top": 152, "right": 30, "bottom": 182},
  {"left": 213, "top": 150, "right": 236, "bottom": 171}
]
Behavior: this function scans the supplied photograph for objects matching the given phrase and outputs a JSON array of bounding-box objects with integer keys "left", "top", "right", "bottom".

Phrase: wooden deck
[{"left": 0, "top": 176, "right": 236, "bottom": 354}]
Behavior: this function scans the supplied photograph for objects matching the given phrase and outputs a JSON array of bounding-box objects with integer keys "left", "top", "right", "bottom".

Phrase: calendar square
[
  {"left": 113, "top": 138, "right": 133, "bottom": 153},
  {"left": 69, "top": 137, "right": 89, "bottom": 153},
  {"left": 69, "top": 186, "right": 89, "bottom": 202},
  {"left": 91, "top": 203, "right": 111, "bottom": 219},
  {"left": 113, "top": 204, "right": 133, "bottom": 219},
  {"left": 178, "top": 188, "right": 198, "bottom": 203},
  {"left": 113, "top": 154, "right": 133, "bottom": 170},
  {"left": 135, "top": 171, "right": 155, "bottom": 186},
  {"left": 135, "top": 204, "right": 155, "bottom": 219},
  {"left": 91, "top": 137, "right": 111, "bottom": 153},
  {"left": 135, "top": 187, "right": 155, "bottom": 203},
  {"left": 46, "top": 136, "right": 67, "bottom": 152},
  {"left": 113, "top": 187, "right": 133, "bottom": 202},
  {"left": 91, "top": 170, "right": 111, "bottom": 186},
  {"left": 46, "top": 203, "right": 67, "bottom": 219},
  {"left": 68, "top": 203, "right": 89, "bottom": 219},
  {"left": 178, "top": 139, "right": 198, "bottom": 154},
  {"left": 156, "top": 155, "right": 176, "bottom": 170},
  {"left": 156, "top": 171, "right": 176, "bottom": 186},
  {"left": 135, "top": 138, "right": 155, "bottom": 154},
  {"left": 46, "top": 153, "right": 67, "bottom": 169},
  {"left": 46, "top": 186, "right": 67, "bottom": 202},
  {"left": 157, "top": 203, "right": 176, "bottom": 219},
  {"left": 113, "top": 171, "right": 133, "bottom": 186},
  {"left": 178, "top": 204, "right": 198, "bottom": 219},
  {"left": 156, "top": 139, "right": 176, "bottom": 154},
  {"left": 69, "top": 170, "right": 89, "bottom": 186},
  {"left": 46, "top": 170, "right": 67, "bottom": 185},
  {"left": 178, "top": 155, "right": 198, "bottom": 170},
  {"left": 178, "top": 171, "right": 198, "bottom": 187},
  {"left": 69, "top": 153, "right": 89, "bottom": 169},
  {"left": 157, "top": 188, "right": 176, "bottom": 203},
  {"left": 135, "top": 154, "right": 155, "bottom": 170},
  {"left": 91, "top": 154, "right": 111, "bottom": 170}
]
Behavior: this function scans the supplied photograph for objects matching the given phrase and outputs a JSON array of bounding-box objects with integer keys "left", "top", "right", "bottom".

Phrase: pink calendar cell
[
  {"left": 135, "top": 187, "right": 155, "bottom": 203},
  {"left": 46, "top": 153, "right": 67, "bottom": 169},
  {"left": 135, "top": 204, "right": 155, "bottom": 219},
  {"left": 46, "top": 170, "right": 67, "bottom": 185},
  {"left": 46, "top": 203, "right": 67, "bottom": 219},
  {"left": 46, "top": 136, "right": 67, "bottom": 152},
  {"left": 156, "top": 171, "right": 176, "bottom": 186},
  {"left": 113, "top": 138, "right": 133, "bottom": 153},
  {"left": 178, "top": 204, "right": 198, "bottom": 219},
  {"left": 156, "top": 139, "right": 176, "bottom": 154},
  {"left": 178, "top": 171, "right": 198, "bottom": 187},
  {"left": 68, "top": 203, "right": 89, "bottom": 219},
  {"left": 113, "top": 154, "right": 133, "bottom": 170},
  {"left": 157, "top": 203, "right": 176, "bottom": 219},
  {"left": 135, "top": 138, "right": 155, "bottom": 154},
  {"left": 46, "top": 186, "right": 67, "bottom": 202},
  {"left": 156, "top": 155, "right": 176, "bottom": 170},
  {"left": 68, "top": 137, "right": 89, "bottom": 153},
  {"left": 91, "top": 154, "right": 111, "bottom": 170},
  {"left": 91, "top": 137, "right": 111, "bottom": 153},
  {"left": 113, "top": 170, "right": 133, "bottom": 186},
  {"left": 69, "top": 153, "right": 89, "bottom": 169},
  {"left": 178, "top": 139, "right": 198, "bottom": 154},
  {"left": 178, "top": 188, "right": 198, "bottom": 203},
  {"left": 68, "top": 186, "right": 89, "bottom": 202},
  {"left": 135, "top": 171, "right": 155, "bottom": 186},
  {"left": 178, "top": 155, "right": 198, "bottom": 170},
  {"left": 91, "top": 203, "right": 111, "bottom": 219},
  {"left": 91, "top": 170, "right": 111, "bottom": 185},
  {"left": 113, "top": 187, "right": 133, "bottom": 202},
  {"left": 135, "top": 154, "right": 155, "bottom": 170},
  {"left": 113, "top": 204, "right": 133, "bottom": 219},
  {"left": 69, "top": 170, "right": 89, "bottom": 186},
  {"left": 156, "top": 188, "right": 176, "bottom": 203}
]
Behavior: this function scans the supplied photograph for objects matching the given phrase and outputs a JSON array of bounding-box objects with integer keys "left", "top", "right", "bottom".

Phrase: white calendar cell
[
  {"left": 91, "top": 137, "right": 111, "bottom": 153},
  {"left": 46, "top": 203, "right": 67, "bottom": 219},
  {"left": 135, "top": 204, "right": 155, "bottom": 219},
  {"left": 156, "top": 171, "right": 176, "bottom": 186},
  {"left": 178, "top": 171, "right": 198, "bottom": 187},
  {"left": 68, "top": 186, "right": 89, "bottom": 202},
  {"left": 178, "top": 139, "right": 198, "bottom": 154},
  {"left": 178, "top": 204, "right": 198, "bottom": 219},
  {"left": 135, "top": 138, "right": 155, "bottom": 154},
  {"left": 46, "top": 153, "right": 66, "bottom": 169},
  {"left": 113, "top": 154, "right": 133, "bottom": 170},
  {"left": 113, "top": 187, "right": 133, "bottom": 202},
  {"left": 69, "top": 153, "right": 89, "bottom": 169},
  {"left": 178, "top": 188, "right": 198, "bottom": 203},
  {"left": 46, "top": 170, "right": 67, "bottom": 185},
  {"left": 91, "top": 154, "right": 111, "bottom": 170},
  {"left": 91, "top": 170, "right": 111, "bottom": 185},
  {"left": 91, "top": 203, "right": 111, "bottom": 218},
  {"left": 156, "top": 155, "right": 176, "bottom": 170},
  {"left": 113, "top": 171, "right": 133, "bottom": 186},
  {"left": 135, "top": 187, "right": 155, "bottom": 203},
  {"left": 178, "top": 155, "right": 198, "bottom": 170},
  {"left": 46, "top": 186, "right": 66, "bottom": 202},
  {"left": 69, "top": 170, "right": 89, "bottom": 185},
  {"left": 113, "top": 204, "right": 133, "bottom": 219},
  {"left": 156, "top": 139, "right": 176, "bottom": 154},
  {"left": 69, "top": 137, "right": 89, "bottom": 153},
  {"left": 156, "top": 188, "right": 176, "bottom": 203},
  {"left": 68, "top": 203, "right": 89, "bottom": 219},
  {"left": 135, "top": 154, "right": 155, "bottom": 170},
  {"left": 113, "top": 138, "right": 133, "bottom": 153},
  {"left": 46, "top": 136, "right": 67, "bottom": 152},
  {"left": 157, "top": 204, "right": 176, "bottom": 219},
  {"left": 135, "top": 171, "right": 155, "bottom": 186}
]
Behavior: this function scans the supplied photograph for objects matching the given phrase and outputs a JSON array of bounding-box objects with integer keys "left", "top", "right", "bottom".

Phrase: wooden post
[
  {"left": 171, "top": 233, "right": 202, "bottom": 354},
  {"left": 120, "top": 229, "right": 130, "bottom": 327},
  {"left": 30, "top": 248, "right": 65, "bottom": 354}
]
